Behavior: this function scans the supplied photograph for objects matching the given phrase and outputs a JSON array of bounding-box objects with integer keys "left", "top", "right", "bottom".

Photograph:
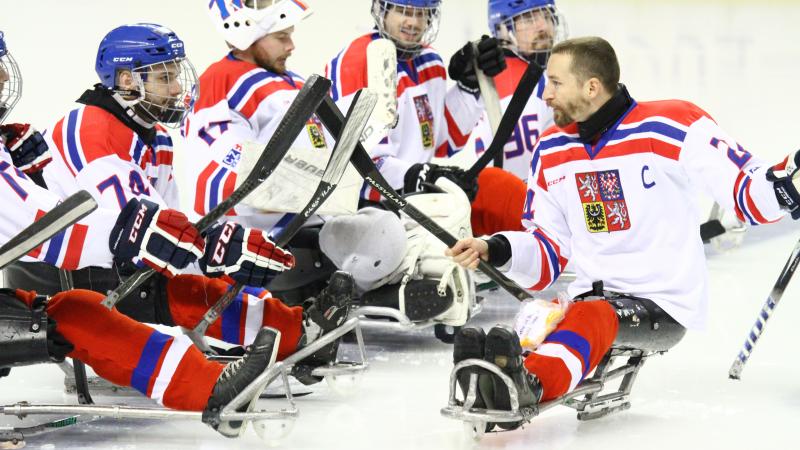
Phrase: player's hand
[
  {"left": 768, "top": 150, "right": 800, "bottom": 219},
  {"left": 403, "top": 163, "right": 478, "bottom": 201},
  {"left": 446, "top": 237, "right": 490, "bottom": 270},
  {"left": 109, "top": 198, "right": 206, "bottom": 277},
  {"left": 0, "top": 123, "right": 52, "bottom": 174},
  {"left": 448, "top": 36, "right": 507, "bottom": 95},
  {"left": 200, "top": 222, "right": 295, "bottom": 288}
]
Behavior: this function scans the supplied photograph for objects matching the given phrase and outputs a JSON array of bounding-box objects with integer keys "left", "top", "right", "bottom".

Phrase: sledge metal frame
[
  {"left": 351, "top": 302, "right": 483, "bottom": 332},
  {"left": 1, "top": 318, "right": 368, "bottom": 445},
  {"left": 441, "top": 347, "right": 660, "bottom": 435}
]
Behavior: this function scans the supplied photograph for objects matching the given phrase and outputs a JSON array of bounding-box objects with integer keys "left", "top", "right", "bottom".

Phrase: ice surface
[{"left": 3, "top": 221, "right": 800, "bottom": 449}]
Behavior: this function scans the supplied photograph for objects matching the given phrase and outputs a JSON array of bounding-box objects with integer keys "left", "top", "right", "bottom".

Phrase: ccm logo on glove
[
  {"left": 128, "top": 203, "right": 149, "bottom": 243},
  {"left": 209, "top": 222, "right": 237, "bottom": 265}
]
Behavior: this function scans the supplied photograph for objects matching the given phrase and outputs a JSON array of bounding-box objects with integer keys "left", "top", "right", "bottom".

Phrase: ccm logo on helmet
[
  {"left": 128, "top": 203, "right": 149, "bottom": 243},
  {"left": 171, "top": 42, "right": 184, "bottom": 48},
  {"left": 113, "top": 57, "right": 134, "bottom": 63}
]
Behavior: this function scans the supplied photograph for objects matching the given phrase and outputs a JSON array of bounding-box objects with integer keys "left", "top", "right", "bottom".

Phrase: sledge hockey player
[
  {"left": 0, "top": 31, "right": 289, "bottom": 436},
  {"left": 445, "top": 36, "right": 796, "bottom": 431},
  {"left": 182, "top": 1, "right": 360, "bottom": 377},
  {"left": 467, "top": 0, "right": 566, "bottom": 236},
  {"left": 320, "top": 0, "right": 507, "bottom": 325},
  {"left": 2, "top": 23, "right": 353, "bottom": 383}
]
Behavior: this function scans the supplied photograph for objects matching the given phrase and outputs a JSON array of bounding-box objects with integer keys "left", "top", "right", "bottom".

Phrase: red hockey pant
[
  {"left": 15, "top": 289, "right": 224, "bottom": 412},
  {"left": 165, "top": 275, "right": 303, "bottom": 360},
  {"left": 525, "top": 300, "right": 619, "bottom": 401}
]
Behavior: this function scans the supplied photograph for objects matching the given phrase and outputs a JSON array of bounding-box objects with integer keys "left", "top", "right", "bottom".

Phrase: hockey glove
[
  {"left": 200, "top": 222, "right": 295, "bottom": 288},
  {"left": 404, "top": 162, "right": 479, "bottom": 201},
  {"left": 768, "top": 150, "right": 800, "bottom": 219},
  {"left": 448, "top": 36, "right": 507, "bottom": 95},
  {"left": 110, "top": 198, "right": 206, "bottom": 277},
  {"left": 0, "top": 123, "right": 51, "bottom": 174}
]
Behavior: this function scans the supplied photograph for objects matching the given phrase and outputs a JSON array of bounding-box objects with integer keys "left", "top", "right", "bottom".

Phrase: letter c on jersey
[
  {"left": 641, "top": 165, "right": 655, "bottom": 189},
  {"left": 642, "top": 164, "right": 656, "bottom": 189}
]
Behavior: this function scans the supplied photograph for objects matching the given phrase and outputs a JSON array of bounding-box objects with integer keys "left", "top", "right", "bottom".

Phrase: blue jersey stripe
[
  {"left": 42, "top": 228, "right": 67, "bottom": 266},
  {"left": 611, "top": 121, "right": 687, "bottom": 144},
  {"left": 208, "top": 167, "right": 228, "bottom": 211},
  {"left": 228, "top": 72, "right": 277, "bottom": 111},
  {"left": 544, "top": 330, "right": 591, "bottom": 377},
  {"left": 533, "top": 230, "right": 561, "bottom": 281},
  {"left": 535, "top": 74, "right": 546, "bottom": 99},
  {"left": 221, "top": 288, "right": 245, "bottom": 344},
  {"left": 737, "top": 177, "right": 756, "bottom": 225},
  {"left": 153, "top": 134, "right": 172, "bottom": 148},
  {"left": 66, "top": 109, "right": 84, "bottom": 172},
  {"left": 131, "top": 138, "right": 146, "bottom": 164},
  {"left": 330, "top": 52, "right": 342, "bottom": 101},
  {"left": 131, "top": 331, "right": 171, "bottom": 395},
  {"left": 536, "top": 135, "right": 576, "bottom": 152},
  {"left": 415, "top": 52, "right": 443, "bottom": 66}
]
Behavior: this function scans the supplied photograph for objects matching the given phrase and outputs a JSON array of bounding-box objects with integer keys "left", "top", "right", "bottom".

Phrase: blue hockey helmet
[
  {"left": 488, "top": 0, "right": 568, "bottom": 66},
  {"left": 0, "top": 31, "right": 22, "bottom": 124},
  {"left": 95, "top": 24, "right": 198, "bottom": 127},
  {"left": 372, "top": 0, "right": 442, "bottom": 59}
]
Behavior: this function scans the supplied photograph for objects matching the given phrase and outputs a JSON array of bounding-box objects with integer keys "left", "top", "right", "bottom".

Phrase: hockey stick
[
  {"left": 0, "top": 190, "right": 97, "bottom": 270},
  {"left": 701, "top": 202, "right": 746, "bottom": 249},
  {"left": 100, "top": 75, "right": 332, "bottom": 310},
  {"left": 189, "top": 88, "right": 378, "bottom": 339},
  {"left": 473, "top": 40, "right": 502, "bottom": 136},
  {"left": 316, "top": 95, "right": 534, "bottom": 302},
  {"left": 463, "top": 61, "right": 544, "bottom": 180},
  {"left": 361, "top": 38, "right": 398, "bottom": 150},
  {"left": 728, "top": 237, "right": 800, "bottom": 380}
]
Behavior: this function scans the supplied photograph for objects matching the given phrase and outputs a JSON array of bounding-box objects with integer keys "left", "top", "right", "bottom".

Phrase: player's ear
[
  {"left": 115, "top": 70, "right": 135, "bottom": 90},
  {"left": 585, "top": 77, "right": 602, "bottom": 99}
]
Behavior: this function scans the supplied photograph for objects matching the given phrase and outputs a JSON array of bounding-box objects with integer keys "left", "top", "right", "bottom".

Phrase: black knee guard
[
  {"left": 267, "top": 227, "right": 337, "bottom": 306},
  {"left": 0, "top": 289, "right": 70, "bottom": 369},
  {"left": 576, "top": 282, "right": 686, "bottom": 352},
  {"left": 606, "top": 294, "right": 686, "bottom": 352},
  {"left": 4, "top": 261, "right": 174, "bottom": 326}
]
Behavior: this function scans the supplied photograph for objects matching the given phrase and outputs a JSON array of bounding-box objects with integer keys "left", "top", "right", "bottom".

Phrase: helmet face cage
[
  {"left": 494, "top": 5, "right": 567, "bottom": 66},
  {"left": 0, "top": 40, "right": 21, "bottom": 124},
  {"left": 129, "top": 57, "right": 198, "bottom": 128},
  {"left": 372, "top": 0, "right": 441, "bottom": 59}
]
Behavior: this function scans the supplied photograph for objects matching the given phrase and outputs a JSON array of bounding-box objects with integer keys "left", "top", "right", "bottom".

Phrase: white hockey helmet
[{"left": 207, "top": 0, "right": 313, "bottom": 51}]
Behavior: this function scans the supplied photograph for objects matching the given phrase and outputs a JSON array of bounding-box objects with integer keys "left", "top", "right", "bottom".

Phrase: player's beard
[
  {"left": 253, "top": 47, "right": 290, "bottom": 74},
  {"left": 550, "top": 97, "right": 590, "bottom": 128}
]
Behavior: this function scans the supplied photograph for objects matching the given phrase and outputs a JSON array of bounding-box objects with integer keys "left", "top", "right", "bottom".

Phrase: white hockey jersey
[
  {"left": 499, "top": 99, "right": 784, "bottom": 330},
  {"left": 0, "top": 146, "right": 117, "bottom": 269},
  {"left": 183, "top": 53, "right": 329, "bottom": 232},
  {"left": 471, "top": 55, "right": 553, "bottom": 180},
  {"left": 326, "top": 31, "right": 483, "bottom": 201},
  {"left": 42, "top": 103, "right": 180, "bottom": 211}
]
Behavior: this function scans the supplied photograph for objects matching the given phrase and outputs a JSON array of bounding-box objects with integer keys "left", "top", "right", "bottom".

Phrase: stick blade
[
  {"left": 728, "top": 358, "right": 745, "bottom": 380},
  {"left": 700, "top": 219, "right": 726, "bottom": 243}
]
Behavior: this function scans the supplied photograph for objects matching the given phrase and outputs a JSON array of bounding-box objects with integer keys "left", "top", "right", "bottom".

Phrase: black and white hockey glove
[
  {"left": 768, "top": 150, "right": 800, "bottom": 219},
  {"left": 403, "top": 162, "right": 478, "bottom": 201},
  {"left": 448, "top": 36, "right": 507, "bottom": 95}
]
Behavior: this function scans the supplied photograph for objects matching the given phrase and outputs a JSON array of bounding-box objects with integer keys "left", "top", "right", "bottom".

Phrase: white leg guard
[{"left": 383, "top": 178, "right": 477, "bottom": 326}]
